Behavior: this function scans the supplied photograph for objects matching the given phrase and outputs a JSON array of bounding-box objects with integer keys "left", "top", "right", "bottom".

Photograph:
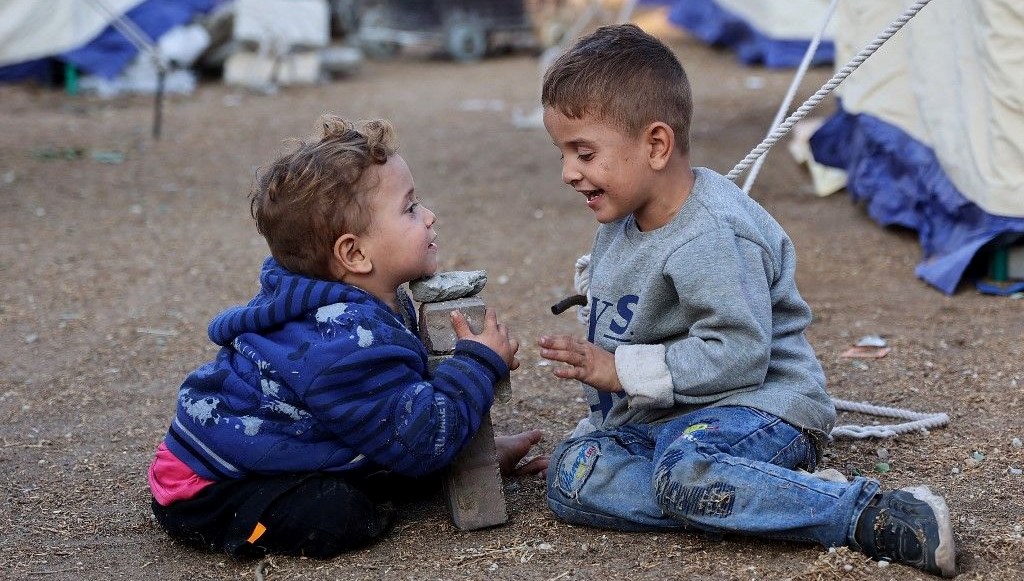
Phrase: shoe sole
[{"left": 903, "top": 485, "right": 957, "bottom": 577}]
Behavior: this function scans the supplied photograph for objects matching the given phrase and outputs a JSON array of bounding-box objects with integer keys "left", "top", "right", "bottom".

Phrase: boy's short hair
[
  {"left": 542, "top": 24, "right": 693, "bottom": 154},
  {"left": 250, "top": 115, "right": 397, "bottom": 280}
]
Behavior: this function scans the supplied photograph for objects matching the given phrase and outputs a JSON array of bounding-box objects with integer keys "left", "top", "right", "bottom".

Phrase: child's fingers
[
  {"left": 450, "top": 310, "right": 472, "bottom": 338},
  {"left": 483, "top": 307, "right": 499, "bottom": 330},
  {"left": 540, "top": 344, "right": 583, "bottom": 366},
  {"left": 554, "top": 366, "right": 582, "bottom": 380},
  {"left": 538, "top": 334, "right": 575, "bottom": 350}
]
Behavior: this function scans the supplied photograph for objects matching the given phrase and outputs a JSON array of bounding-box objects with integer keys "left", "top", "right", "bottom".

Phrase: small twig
[
  {"left": 28, "top": 569, "right": 78, "bottom": 576},
  {"left": 548, "top": 571, "right": 571, "bottom": 581},
  {"left": 134, "top": 327, "right": 179, "bottom": 337},
  {"left": 3, "top": 440, "right": 51, "bottom": 448},
  {"left": 454, "top": 540, "right": 542, "bottom": 563}
]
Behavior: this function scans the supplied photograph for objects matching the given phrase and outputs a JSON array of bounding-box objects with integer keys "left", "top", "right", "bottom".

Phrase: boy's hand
[
  {"left": 538, "top": 335, "right": 623, "bottom": 393},
  {"left": 451, "top": 308, "right": 520, "bottom": 371}
]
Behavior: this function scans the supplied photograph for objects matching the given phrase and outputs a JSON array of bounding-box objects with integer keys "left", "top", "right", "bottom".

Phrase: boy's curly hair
[
  {"left": 542, "top": 24, "right": 693, "bottom": 154},
  {"left": 250, "top": 115, "right": 397, "bottom": 280}
]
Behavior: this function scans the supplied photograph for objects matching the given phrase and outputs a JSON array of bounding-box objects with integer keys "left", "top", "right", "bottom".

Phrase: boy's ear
[
  {"left": 330, "top": 233, "right": 372, "bottom": 277},
  {"left": 646, "top": 122, "right": 675, "bottom": 170}
]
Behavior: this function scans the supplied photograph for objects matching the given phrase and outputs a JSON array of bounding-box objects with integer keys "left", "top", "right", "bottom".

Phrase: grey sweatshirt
[{"left": 582, "top": 167, "right": 835, "bottom": 448}]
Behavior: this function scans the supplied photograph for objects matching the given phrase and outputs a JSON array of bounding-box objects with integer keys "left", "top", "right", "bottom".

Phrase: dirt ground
[{"left": 2, "top": 11, "right": 1022, "bottom": 581}]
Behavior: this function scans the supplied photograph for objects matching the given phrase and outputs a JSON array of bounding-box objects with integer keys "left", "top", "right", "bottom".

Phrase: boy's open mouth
[{"left": 581, "top": 189, "right": 604, "bottom": 207}]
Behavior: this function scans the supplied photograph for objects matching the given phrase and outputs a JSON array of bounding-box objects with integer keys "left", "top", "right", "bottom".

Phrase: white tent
[
  {"left": 0, "top": 0, "right": 145, "bottom": 68},
  {"left": 831, "top": 0, "right": 1023, "bottom": 217},
  {"left": 0, "top": 0, "right": 217, "bottom": 83},
  {"left": 664, "top": 0, "right": 837, "bottom": 67},
  {"left": 806, "top": 0, "right": 1024, "bottom": 293}
]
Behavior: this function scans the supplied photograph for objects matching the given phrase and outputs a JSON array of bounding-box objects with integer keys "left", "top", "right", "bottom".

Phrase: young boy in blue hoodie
[
  {"left": 148, "top": 115, "right": 545, "bottom": 559},
  {"left": 536, "top": 24, "right": 955, "bottom": 577}
]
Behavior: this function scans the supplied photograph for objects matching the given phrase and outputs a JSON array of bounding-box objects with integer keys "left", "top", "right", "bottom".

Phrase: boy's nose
[
  {"left": 423, "top": 206, "right": 436, "bottom": 226},
  {"left": 562, "top": 163, "right": 581, "bottom": 186}
]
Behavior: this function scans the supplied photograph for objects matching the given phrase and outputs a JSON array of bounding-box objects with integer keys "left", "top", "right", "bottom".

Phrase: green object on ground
[
  {"left": 990, "top": 246, "right": 1009, "bottom": 282},
  {"left": 64, "top": 62, "right": 78, "bottom": 96}
]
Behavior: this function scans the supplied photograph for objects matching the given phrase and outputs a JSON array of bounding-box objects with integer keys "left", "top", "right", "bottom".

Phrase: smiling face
[
  {"left": 544, "top": 107, "right": 659, "bottom": 228},
  {"left": 360, "top": 154, "right": 438, "bottom": 293}
]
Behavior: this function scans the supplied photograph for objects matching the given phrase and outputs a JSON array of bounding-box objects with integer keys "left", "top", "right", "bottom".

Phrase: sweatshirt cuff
[
  {"left": 453, "top": 339, "right": 510, "bottom": 380},
  {"left": 615, "top": 344, "right": 674, "bottom": 410}
]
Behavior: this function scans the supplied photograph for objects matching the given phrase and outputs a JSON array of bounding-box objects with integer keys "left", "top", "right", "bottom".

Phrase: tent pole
[{"left": 152, "top": 69, "right": 165, "bottom": 140}]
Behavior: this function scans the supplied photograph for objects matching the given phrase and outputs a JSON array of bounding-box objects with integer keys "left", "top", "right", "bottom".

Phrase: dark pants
[{"left": 152, "top": 471, "right": 434, "bottom": 559}]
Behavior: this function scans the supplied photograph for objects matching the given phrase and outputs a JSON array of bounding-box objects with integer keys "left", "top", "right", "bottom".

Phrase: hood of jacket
[{"left": 207, "top": 257, "right": 389, "bottom": 346}]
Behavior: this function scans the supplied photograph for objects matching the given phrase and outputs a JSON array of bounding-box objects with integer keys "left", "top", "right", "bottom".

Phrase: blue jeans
[{"left": 547, "top": 406, "right": 880, "bottom": 548}]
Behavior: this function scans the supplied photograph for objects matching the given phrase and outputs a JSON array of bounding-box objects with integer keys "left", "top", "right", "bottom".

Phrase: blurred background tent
[
  {"left": 654, "top": 0, "right": 1024, "bottom": 294},
  {"left": 0, "top": 0, "right": 220, "bottom": 84},
  {"left": 804, "top": 0, "right": 1024, "bottom": 294},
  {"left": 652, "top": 0, "right": 836, "bottom": 68},
  {"left": 5, "top": 0, "right": 1020, "bottom": 294}
]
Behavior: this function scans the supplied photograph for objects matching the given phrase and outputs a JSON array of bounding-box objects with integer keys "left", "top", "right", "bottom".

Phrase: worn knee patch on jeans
[
  {"left": 654, "top": 443, "right": 736, "bottom": 519},
  {"left": 553, "top": 439, "right": 601, "bottom": 499},
  {"left": 659, "top": 478, "right": 737, "bottom": 519}
]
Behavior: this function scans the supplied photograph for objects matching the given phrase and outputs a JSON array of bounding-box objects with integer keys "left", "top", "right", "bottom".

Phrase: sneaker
[{"left": 855, "top": 486, "right": 956, "bottom": 577}]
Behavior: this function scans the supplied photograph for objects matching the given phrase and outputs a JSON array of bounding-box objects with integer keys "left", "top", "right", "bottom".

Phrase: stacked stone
[{"left": 409, "top": 270, "right": 511, "bottom": 531}]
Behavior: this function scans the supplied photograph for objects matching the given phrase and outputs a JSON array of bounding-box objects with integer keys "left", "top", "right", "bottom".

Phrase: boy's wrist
[{"left": 453, "top": 339, "right": 510, "bottom": 379}]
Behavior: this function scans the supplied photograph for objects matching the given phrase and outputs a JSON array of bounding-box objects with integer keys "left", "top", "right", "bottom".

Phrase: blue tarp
[
  {"left": 0, "top": 0, "right": 218, "bottom": 83},
  {"left": 810, "top": 105, "right": 1024, "bottom": 294},
  {"left": 664, "top": 0, "right": 834, "bottom": 68}
]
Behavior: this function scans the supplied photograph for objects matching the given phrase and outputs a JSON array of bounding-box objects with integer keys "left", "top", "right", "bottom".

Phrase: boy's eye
[
  {"left": 406, "top": 201, "right": 420, "bottom": 213},
  {"left": 578, "top": 152, "right": 595, "bottom": 161}
]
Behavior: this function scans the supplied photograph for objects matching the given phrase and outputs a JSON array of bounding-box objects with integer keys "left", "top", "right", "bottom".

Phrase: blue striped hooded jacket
[{"left": 163, "top": 257, "right": 506, "bottom": 480}]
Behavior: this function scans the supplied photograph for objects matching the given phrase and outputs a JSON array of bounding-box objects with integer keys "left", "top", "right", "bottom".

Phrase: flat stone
[
  {"left": 410, "top": 270, "right": 487, "bottom": 302},
  {"left": 418, "top": 298, "right": 486, "bottom": 354},
  {"left": 443, "top": 414, "right": 508, "bottom": 530}
]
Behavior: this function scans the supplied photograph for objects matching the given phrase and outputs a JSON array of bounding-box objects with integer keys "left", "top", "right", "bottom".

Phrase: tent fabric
[
  {"left": 0, "top": 0, "right": 144, "bottom": 82},
  {"left": 826, "top": 0, "right": 1024, "bottom": 218},
  {"left": 0, "top": 0, "right": 144, "bottom": 66},
  {"left": 0, "top": 0, "right": 218, "bottom": 82},
  {"left": 808, "top": 0, "right": 1024, "bottom": 294},
  {"left": 664, "top": 0, "right": 835, "bottom": 68},
  {"left": 810, "top": 109, "right": 1024, "bottom": 295}
]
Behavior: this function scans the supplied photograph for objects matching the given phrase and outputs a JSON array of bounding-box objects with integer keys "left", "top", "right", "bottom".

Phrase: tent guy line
[{"left": 726, "top": 0, "right": 935, "bottom": 182}]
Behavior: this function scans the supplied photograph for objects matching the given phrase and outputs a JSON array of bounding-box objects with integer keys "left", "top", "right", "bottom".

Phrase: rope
[
  {"left": 82, "top": 0, "right": 167, "bottom": 72},
  {"left": 741, "top": 0, "right": 839, "bottom": 193},
  {"left": 83, "top": 0, "right": 168, "bottom": 139},
  {"left": 573, "top": 254, "right": 592, "bottom": 326},
  {"left": 831, "top": 399, "right": 950, "bottom": 439},
  {"left": 732, "top": 0, "right": 948, "bottom": 438},
  {"left": 726, "top": 0, "right": 935, "bottom": 182}
]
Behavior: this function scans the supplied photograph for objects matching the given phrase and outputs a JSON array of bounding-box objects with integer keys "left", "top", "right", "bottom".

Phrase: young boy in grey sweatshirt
[{"left": 536, "top": 24, "right": 955, "bottom": 577}]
